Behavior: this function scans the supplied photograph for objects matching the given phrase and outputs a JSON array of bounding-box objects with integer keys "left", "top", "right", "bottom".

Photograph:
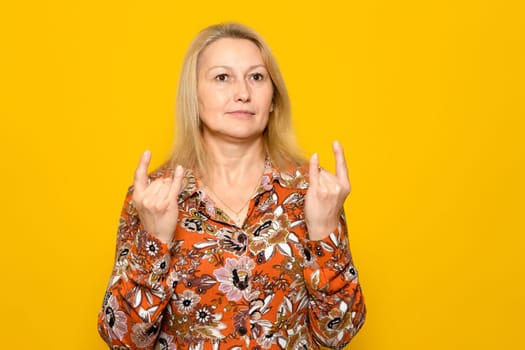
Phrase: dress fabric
[{"left": 98, "top": 159, "right": 366, "bottom": 349}]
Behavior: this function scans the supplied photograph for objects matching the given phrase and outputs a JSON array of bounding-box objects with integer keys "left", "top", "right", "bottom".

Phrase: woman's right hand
[{"left": 131, "top": 150, "right": 185, "bottom": 243}]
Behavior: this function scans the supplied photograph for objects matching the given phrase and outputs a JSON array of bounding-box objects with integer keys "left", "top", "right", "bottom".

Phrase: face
[{"left": 197, "top": 38, "right": 274, "bottom": 143}]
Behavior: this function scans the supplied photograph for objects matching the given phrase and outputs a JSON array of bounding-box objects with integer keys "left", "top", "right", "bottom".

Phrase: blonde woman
[{"left": 98, "top": 22, "right": 366, "bottom": 349}]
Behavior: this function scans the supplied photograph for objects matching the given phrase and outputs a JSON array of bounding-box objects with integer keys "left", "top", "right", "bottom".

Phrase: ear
[{"left": 270, "top": 100, "right": 274, "bottom": 113}]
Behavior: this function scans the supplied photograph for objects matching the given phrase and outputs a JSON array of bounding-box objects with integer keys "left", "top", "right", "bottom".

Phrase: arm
[
  {"left": 98, "top": 151, "right": 184, "bottom": 348},
  {"left": 303, "top": 212, "right": 366, "bottom": 348},
  {"left": 303, "top": 141, "right": 366, "bottom": 347},
  {"left": 97, "top": 187, "right": 175, "bottom": 349}
]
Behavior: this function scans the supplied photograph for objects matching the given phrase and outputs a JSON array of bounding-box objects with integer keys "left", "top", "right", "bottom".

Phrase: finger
[
  {"left": 148, "top": 179, "right": 172, "bottom": 207},
  {"left": 332, "top": 141, "right": 349, "bottom": 183},
  {"left": 167, "top": 165, "right": 185, "bottom": 203},
  {"left": 133, "top": 150, "right": 151, "bottom": 193},
  {"left": 309, "top": 153, "right": 320, "bottom": 188},
  {"left": 150, "top": 178, "right": 168, "bottom": 196}
]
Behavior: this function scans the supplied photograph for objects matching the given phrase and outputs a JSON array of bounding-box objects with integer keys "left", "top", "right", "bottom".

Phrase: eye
[
  {"left": 215, "top": 74, "right": 228, "bottom": 82},
  {"left": 251, "top": 73, "right": 265, "bottom": 81}
]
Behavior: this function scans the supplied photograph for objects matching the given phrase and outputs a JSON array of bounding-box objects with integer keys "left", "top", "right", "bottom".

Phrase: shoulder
[{"left": 271, "top": 160, "right": 311, "bottom": 190}]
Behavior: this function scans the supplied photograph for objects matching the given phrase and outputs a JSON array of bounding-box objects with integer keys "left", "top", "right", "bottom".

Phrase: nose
[{"left": 234, "top": 79, "right": 251, "bottom": 102}]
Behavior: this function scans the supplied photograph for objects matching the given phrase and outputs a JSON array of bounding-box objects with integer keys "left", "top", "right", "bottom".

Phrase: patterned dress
[{"left": 98, "top": 159, "right": 366, "bottom": 349}]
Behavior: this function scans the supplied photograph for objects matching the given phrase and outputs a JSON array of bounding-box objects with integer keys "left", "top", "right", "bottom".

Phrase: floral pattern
[{"left": 98, "top": 160, "right": 366, "bottom": 349}]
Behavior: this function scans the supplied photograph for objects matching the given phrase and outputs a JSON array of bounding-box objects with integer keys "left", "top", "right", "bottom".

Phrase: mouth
[{"left": 227, "top": 110, "right": 256, "bottom": 117}]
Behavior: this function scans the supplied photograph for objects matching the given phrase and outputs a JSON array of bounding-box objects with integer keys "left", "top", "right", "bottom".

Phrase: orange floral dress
[{"left": 98, "top": 160, "right": 366, "bottom": 349}]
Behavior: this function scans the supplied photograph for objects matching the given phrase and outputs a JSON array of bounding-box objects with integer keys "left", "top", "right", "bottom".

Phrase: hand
[
  {"left": 131, "top": 150, "right": 185, "bottom": 243},
  {"left": 304, "top": 141, "right": 352, "bottom": 241}
]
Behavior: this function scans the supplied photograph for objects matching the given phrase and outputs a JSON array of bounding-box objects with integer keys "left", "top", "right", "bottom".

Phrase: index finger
[
  {"left": 332, "top": 141, "right": 349, "bottom": 183},
  {"left": 133, "top": 150, "right": 151, "bottom": 193}
]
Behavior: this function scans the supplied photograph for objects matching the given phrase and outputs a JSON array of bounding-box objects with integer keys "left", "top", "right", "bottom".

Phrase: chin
[{"left": 221, "top": 129, "right": 265, "bottom": 142}]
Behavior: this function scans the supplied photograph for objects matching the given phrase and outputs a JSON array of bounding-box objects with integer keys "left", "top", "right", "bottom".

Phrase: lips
[{"left": 227, "top": 110, "right": 256, "bottom": 117}]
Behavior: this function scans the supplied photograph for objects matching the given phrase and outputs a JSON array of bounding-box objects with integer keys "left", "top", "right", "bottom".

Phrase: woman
[{"left": 98, "top": 22, "right": 366, "bottom": 349}]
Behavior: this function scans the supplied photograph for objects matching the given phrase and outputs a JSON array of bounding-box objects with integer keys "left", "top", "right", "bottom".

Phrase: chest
[{"left": 169, "top": 188, "right": 309, "bottom": 300}]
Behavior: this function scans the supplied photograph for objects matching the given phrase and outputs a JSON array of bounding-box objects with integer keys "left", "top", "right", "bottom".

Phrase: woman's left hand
[{"left": 304, "top": 141, "right": 352, "bottom": 241}]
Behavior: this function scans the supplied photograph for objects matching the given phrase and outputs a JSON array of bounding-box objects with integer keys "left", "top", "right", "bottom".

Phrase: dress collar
[{"left": 169, "top": 157, "right": 308, "bottom": 204}]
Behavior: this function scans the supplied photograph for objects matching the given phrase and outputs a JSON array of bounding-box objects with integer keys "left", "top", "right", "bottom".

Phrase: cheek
[
  {"left": 263, "top": 90, "right": 274, "bottom": 113},
  {"left": 199, "top": 87, "right": 228, "bottom": 112},
  {"left": 198, "top": 90, "right": 219, "bottom": 114}
]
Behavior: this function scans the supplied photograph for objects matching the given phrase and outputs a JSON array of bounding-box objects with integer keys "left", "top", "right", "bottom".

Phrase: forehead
[{"left": 198, "top": 38, "right": 265, "bottom": 69}]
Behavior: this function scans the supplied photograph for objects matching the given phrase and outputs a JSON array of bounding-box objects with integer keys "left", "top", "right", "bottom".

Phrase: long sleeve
[
  {"left": 97, "top": 186, "right": 175, "bottom": 349},
  {"left": 98, "top": 162, "right": 366, "bottom": 349},
  {"left": 303, "top": 212, "right": 366, "bottom": 349}
]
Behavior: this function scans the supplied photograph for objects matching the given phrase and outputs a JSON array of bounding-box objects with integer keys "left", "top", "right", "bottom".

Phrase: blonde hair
[{"left": 168, "top": 22, "right": 304, "bottom": 174}]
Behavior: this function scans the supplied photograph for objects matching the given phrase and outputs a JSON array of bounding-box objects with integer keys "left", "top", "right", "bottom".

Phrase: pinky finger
[
  {"left": 309, "top": 153, "right": 320, "bottom": 187},
  {"left": 168, "top": 165, "right": 185, "bottom": 202}
]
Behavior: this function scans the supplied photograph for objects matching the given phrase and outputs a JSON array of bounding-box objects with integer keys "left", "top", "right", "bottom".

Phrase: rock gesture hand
[
  {"left": 304, "top": 141, "right": 352, "bottom": 241},
  {"left": 131, "top": 150, "right": 185, "bottom": 243}
]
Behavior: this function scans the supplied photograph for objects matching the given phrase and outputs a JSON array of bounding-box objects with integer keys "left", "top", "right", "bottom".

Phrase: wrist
[
  {"left": 154, "top": 229, "right": 174, "bottom": 244},
  {"left": 306, "top": 222, "right": 338, "bottom": 241}
]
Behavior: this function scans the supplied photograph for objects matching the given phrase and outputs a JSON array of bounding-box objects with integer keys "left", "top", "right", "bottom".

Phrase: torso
[{"left": 158, "top": 163, "right": 318, "bottom": 349}]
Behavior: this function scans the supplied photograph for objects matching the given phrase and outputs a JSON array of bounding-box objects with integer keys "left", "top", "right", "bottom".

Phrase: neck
[
  {"left": 201, "top": 135, "right": 266, "bottom": 185},
  {"left": 198, "top": 135, "right": 267, "bottom": 227}
]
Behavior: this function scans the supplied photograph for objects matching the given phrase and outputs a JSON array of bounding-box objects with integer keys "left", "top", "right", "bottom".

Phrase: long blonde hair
[{"left": 168, "top": 22, "right": 304, "bottom": 174}]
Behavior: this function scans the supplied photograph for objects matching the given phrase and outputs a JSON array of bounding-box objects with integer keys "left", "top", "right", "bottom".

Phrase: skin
[
  {"left": 197, "top": 38, "right": 274, "bottom": 144},
  {"left": 305, "top": 141, "right": 352, "bottom": 240},
  {"left": 131, "top": 38, "right": 352, "bottom": 243},
  {"left": 132, "top": 151, "right": 184, "bottom": 243}
]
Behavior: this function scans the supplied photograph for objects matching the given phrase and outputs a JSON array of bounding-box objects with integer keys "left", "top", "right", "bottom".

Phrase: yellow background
[{"left": 1, "top": 1, "right": 524, "bottom": 349}]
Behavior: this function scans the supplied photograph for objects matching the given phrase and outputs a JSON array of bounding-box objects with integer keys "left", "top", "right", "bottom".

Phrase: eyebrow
[{"left": 205, "top": 64, "right": 267, "bottom": 73}]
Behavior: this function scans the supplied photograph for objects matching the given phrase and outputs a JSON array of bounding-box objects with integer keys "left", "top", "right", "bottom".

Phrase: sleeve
[
  {"left": 97, "top": 186, "right": 175, "bottom": 349},
  {"left": 302, "top": 211, "right": 366, "bottom": 349}
]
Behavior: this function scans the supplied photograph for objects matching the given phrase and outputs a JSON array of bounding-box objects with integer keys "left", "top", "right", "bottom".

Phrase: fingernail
[{"left": 175, "top": 165, "right": 184, "bottom": 175}]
